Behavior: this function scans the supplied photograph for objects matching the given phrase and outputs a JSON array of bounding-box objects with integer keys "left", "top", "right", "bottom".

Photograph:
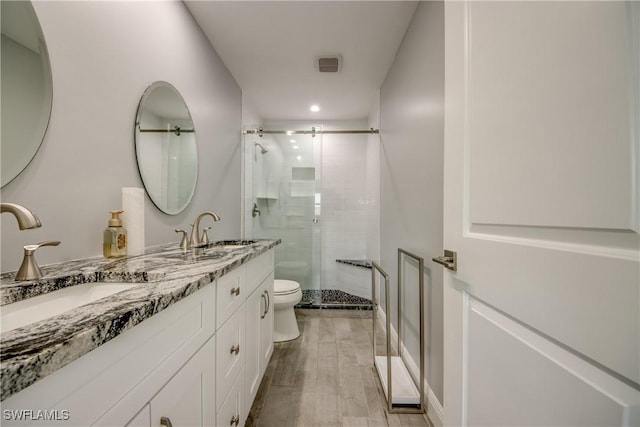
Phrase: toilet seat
[{"left": 274, "top": 279, "right": 301, "bottom": 296}]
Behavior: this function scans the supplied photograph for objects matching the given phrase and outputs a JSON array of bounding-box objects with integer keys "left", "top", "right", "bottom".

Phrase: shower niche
[{"left": 243, "top": 124, "right": 379, "bottom": 308}]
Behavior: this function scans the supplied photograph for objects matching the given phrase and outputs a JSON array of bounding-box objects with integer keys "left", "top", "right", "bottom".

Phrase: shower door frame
[{"left": 242, "top": 125, "right": 324, "bottom": 307}]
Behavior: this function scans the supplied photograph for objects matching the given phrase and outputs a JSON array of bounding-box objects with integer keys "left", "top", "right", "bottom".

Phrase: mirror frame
[
  {"left": 134, "top": 81, "right": 198, "bottom": 215},
  {"left": 1, "top": 1, "right": 53, "bottom": 188}
]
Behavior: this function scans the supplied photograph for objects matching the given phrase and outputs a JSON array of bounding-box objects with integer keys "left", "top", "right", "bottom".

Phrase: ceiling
[{"left": 184, "top": 1, "right": 418, "bottom": 122}]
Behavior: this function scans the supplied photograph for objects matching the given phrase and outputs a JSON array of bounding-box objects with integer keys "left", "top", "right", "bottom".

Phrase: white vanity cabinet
[
  {"left": 215, "top": 304, "right": 246, "bottom": 412},
  {"left": 125, "top": 405, "right": 149, "bottom": 427},
  {"left": 216, "top": 371, "right": 245, "bottom": 427},
  {"left": 125, "top": 336, "right": 216, "bottom": 427},
  {"left": 148, "top": 336, "right": 216, "bottom": 427},
  {"left": 215, "top": 250, "right": 275, "bottom": 427},
  {"left": 2, "top": 284, "right": 216, "bottom": 427},
  {"left": 245, "top": 272, "right": 274, "bottom": 406},
  {"left": 1, "top": 247, "right": 275, "bottom": 427}
]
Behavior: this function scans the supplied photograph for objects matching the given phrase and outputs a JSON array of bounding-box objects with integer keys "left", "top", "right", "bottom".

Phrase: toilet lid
[{"left": 274, "top": 279, "right": 300, "bottom": 295}]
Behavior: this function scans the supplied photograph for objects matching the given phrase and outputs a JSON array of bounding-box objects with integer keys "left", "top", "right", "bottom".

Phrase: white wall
[
  {"left": 1, "top": 1, "right": 242, "bottom": 271},
  {"left": 379, "top": 0, "right": 445, "bottom": 410}
]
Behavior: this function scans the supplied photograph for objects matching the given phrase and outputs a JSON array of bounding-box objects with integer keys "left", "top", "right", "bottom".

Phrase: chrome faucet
[
  {"left": 1, "top": 203, "right": 41, "bottom": 229},
  {"left": 190, "top": 211, "right": 221, "bottom": 248}
]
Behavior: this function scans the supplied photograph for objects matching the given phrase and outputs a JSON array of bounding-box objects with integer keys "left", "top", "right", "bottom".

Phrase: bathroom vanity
[{"left": 0, "top": 239, "right": 279, "bottom": 427}]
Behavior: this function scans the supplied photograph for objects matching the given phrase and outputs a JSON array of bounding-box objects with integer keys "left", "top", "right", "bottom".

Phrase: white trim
[
  {"left": 465, "top": 230, "right": 639, "bottom": 262},
  {"left": 376, "top": 306, "right": 445, "bottom": 427}
]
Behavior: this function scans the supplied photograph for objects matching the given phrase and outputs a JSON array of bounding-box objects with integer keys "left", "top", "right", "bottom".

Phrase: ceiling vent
[{"left": 317, "top": 55, "right": 342, "bottom": 73}]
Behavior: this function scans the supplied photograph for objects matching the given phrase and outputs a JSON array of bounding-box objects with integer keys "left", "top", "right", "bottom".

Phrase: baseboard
[{"left": 376, "top": 306, "right": 445, "bottom": 427}]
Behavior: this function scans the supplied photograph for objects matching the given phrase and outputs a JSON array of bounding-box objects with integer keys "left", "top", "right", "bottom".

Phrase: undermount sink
[{"left": 1, "top": 282, "right": 136, "bottom": 333}]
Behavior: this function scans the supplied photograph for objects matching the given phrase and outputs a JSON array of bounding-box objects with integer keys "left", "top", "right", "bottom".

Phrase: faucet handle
[
  {"left": 175, "top": 229, "right": 188, "bottom": 250},
  {"left": 201, "top": 227, "right": 211, "bottom": 245},
  {"left": 15, "top": 241, "right": 61, "bottom": 281},
  {"left": 24, "top": 241, "right": 60, "bottom": 254}
]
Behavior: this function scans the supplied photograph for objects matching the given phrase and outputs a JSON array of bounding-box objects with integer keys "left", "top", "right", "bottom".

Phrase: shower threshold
[{"left": 296, "top": 289, "right": 373, "bottom": 310}]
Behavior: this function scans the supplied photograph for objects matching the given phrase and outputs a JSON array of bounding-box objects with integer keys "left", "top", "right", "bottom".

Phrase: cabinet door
[
  {"left": 245, "top": 284, "right": 264, "bottom": 408},
  {"left": 217, "top": 266, "right": 246, "bottom": 329},
  {"left": 126, "top": 405, "right": 150, "bottom": 427},
  {"left": 150, "top": 337, "right": 215, "bottom": 427},
  {"left": 216, "top": 305, "right": 245, "bottom": 411},
  {"left": 259, "top": 273, "right": 274, "bottom": 378},
  {"left": 217, "top": 371, "right": 245, "bottom": 427}
]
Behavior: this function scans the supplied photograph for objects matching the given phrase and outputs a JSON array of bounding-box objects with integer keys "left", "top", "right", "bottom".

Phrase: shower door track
[{"left": 243, "top": 127, "right": 379, "bottom": 137}]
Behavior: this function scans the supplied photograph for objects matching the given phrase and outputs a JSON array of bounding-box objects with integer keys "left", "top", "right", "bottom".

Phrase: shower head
[{"left": 255, "top": 142, "right": 268, "bottom": 154}]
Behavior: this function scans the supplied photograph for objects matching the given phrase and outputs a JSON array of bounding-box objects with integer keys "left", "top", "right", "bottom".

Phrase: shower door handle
[{"left": 312, "top": 217, "right": 319, "bottom": 224}]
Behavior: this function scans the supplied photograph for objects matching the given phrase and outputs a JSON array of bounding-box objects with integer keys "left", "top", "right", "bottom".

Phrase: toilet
[{"left": 273, "top": 279, "right": 302, "bottom": 342}]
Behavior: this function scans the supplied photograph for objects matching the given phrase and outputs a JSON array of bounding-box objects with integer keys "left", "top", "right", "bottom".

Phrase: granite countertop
[{"left": 0, "top": 239, "right": 280, "bottom": 401}]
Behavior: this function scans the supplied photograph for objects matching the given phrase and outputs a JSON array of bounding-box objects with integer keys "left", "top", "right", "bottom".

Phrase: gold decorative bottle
[{"left": 103, "top": 210, "right": 127, "bottom": 258}]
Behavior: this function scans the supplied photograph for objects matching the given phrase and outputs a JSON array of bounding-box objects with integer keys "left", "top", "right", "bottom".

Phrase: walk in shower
[{"left": 243, "top": 124, "right": 379, "bottom": 308}]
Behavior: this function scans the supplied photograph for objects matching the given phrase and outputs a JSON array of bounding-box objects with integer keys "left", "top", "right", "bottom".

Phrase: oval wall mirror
[
  {"left": 1, "top": 1, "right": 53, "bottom": 187},
  {"left": 135, "top": 81, "right": 198, "bottom": 215}
]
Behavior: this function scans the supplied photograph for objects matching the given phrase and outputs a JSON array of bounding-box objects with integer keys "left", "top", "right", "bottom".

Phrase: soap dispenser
[{"left": 104, "top": 210, "right": 127, "bottom": 258}]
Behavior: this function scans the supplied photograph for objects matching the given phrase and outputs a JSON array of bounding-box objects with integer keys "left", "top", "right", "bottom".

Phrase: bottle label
[{"left": 117, "top": 233, "right": 126, "bottom": 250}]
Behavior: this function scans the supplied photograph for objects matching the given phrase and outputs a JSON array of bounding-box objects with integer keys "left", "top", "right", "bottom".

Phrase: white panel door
[{"left": 443, "top": 2, "right": 640, "bottom": 426}]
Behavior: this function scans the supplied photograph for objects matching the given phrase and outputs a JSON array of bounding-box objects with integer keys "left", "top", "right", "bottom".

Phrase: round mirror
[
  {"left": 135, "top": 81, "right": 198, "bottom": 215},
  {"left": 1, "top": 1, "right": 53, "bottom": 187}
]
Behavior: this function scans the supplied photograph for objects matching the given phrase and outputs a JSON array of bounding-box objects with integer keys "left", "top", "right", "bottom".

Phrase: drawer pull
[
  {"left": 261, "top": 293, "right": 267, "bottom": 319},
  {"left": 230, "top": 344, "right": 240, "bottom": 355},
  {"left": 230, "top": 415, "right": 240, "bottom": 426},
  {"left": 160, "top": 417, "right": 174, "bottom": 427},
  {"left": 230, "top": 286, "right": 241, "bottom": 296},
  {"left": 265, "top": 290, "right": 270, "bottom": 315}
]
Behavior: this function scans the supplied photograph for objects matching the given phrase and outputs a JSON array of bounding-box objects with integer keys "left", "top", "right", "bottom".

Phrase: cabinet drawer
[
  {"left": 150, "top": 336, "right": 215, "bottom": 427},
  {"left": 216, "top": 265, "right": 246, "bottom": 328},
  {"left": 216, "top": 305, "right": 245, "bottom": 411},
  {"left": 246, "top": 250, "right": 274, "bottom": 295},
  {"left": 216, "top": 371, "right": 245, "bottom": 427}
]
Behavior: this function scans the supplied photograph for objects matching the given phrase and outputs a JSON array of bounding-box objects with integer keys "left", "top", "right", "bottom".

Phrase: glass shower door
[{"left": 243, "top": 126, "right": 322, "bottom": 306}]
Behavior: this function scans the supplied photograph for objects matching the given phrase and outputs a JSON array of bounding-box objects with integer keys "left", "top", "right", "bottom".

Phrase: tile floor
[{"left": 246, "top": 309, "right": 431, "bottom": 427}]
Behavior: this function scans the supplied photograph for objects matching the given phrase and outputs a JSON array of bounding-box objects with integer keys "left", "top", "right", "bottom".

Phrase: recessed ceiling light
[
  {"left": 310, "top": 105, "right": 320, "bottom": 113},
  {"left": 296, "top": 155, "right": 302, "bottom": 160},
  {"left": 290, "top": 139, "right": 296, "bottom": 143},
  {"left": 293, "top": 145, "right": 299, "bottom": 149}
]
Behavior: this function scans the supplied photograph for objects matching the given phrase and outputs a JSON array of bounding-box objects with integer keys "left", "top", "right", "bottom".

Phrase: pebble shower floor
[{"left": 296, "top": 289, "right": 372, "bottom": 310}]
